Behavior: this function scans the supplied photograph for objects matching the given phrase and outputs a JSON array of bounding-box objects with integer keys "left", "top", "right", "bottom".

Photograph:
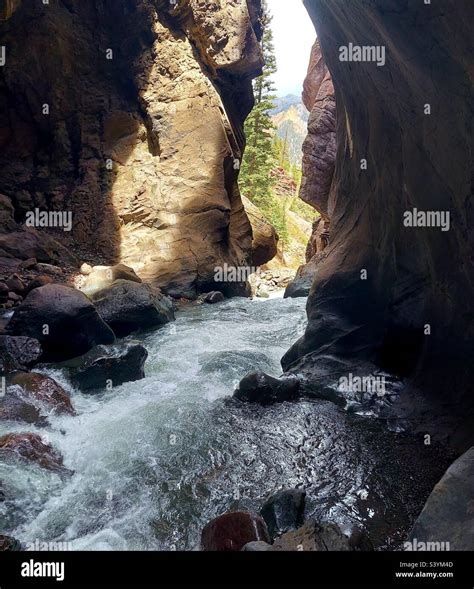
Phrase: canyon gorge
[{"left": 0, "top": 0, "right": 473, "bottom": 556}]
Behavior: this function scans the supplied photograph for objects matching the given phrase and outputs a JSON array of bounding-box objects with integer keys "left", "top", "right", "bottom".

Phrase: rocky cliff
[
  {"left": 284, "top": 0, "right": 474, "bottom": 446},
  {"left": 0, "top": 0, "right": 264, "bottom": 298}
]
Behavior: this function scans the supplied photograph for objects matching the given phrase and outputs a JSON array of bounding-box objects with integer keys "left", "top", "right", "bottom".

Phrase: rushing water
[{"left": 0, "top": 296, "right": 451, "bottom": 550}]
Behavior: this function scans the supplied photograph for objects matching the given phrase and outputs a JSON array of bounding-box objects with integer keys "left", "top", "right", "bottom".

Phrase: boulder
[
  {"left": 57, "top": 342, "right": 148, "bottom": 392},
  {"left": 242, "top": 195, "right": 279, "bottom": 266},
  {"left": 201, "top": 511, "right": 271, "bottom": 551},
  {"left": 5, "top": 274, "right": 25, "bottom": 295},
  {"left": 0, "top": 432, "right": 67, "bottom": 473},
  {"left": 233, "top": 372, "right": 301, "bottom": 405},
  {"left": 0, "top": 535, "right": 22, "bottom": 551},
  {"left": 24, "top": 275, "right": 55, "bottom": 294},
  {"left": 0, "top": 335, "right": 42, "bottom": 373},
  {"left": 81, "top": 263, "right": 142, "bottom": 297},
  {"left": 5, "top": 372, "right": 75, "bottom": 416},
  {"left": 260, "top": 489, "right": 306, "bottom": 539},
  {"left": 91, "top": 280, "right": 175, "bottom": 337},
  {"left": 6, "top": 284, "right": 115, "bottom": 362},
  {"left": 198, "top": 291, "right": 225, "bottom": 304},
  {"left": 407, "top": 447, "right": 474, "bottom": 551},
  {"left": 272, "top": 521, "right": 353, "bottom": 551}
]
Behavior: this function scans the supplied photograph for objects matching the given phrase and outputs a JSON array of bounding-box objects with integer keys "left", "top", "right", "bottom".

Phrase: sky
[{"left": 267, "top": 0, "right": 317, "bottom": 98}]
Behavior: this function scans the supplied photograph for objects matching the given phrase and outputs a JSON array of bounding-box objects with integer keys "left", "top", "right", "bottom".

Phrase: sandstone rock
[
  {"left": 234, "top": 372, "right": 301, "bottom": 405},
  {"left": 260, "top": 489, "right": 306, "bottom": 539},
  {"left": 6, "top": 284, "right": 115, "bottom": 361},
  {"left": 242, "top": 195, "right": 278, "bottom": 266},
  {"left": 407, "top": 447, "right": 474, "bottom": 550},
  {"left": 57, "top": 342, "right": 148, "bottom": 392},
  {"left": 0, "top": 432, "right": 67, "bottom": 473},
  {"left": 0, "top": 335, "right": 42, "bottom": 372},
  {"left": 81, "top": 263, "right": 142, "bottom": 297},
  {"left": 91, "top": 280, "right": 175, "bottom": 337},
  {"left": 6, "top": 372, "right": 75, "bottom": 416},
  {"left": 0, "top": 0, "right": 263, "bottom": 299},
  {"left": 201, "top": 511, "right": 271, "bottom": 551}
]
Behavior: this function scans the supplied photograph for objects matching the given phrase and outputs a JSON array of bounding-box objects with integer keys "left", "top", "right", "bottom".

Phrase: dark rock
[
  {"left": 234, "top": 371, "right": 300, "bottom": 405},
  {"left": 0, "top": 535, "right": 22, "bottom": 551},
  {"left": 201, "top": 511, "right": 271, "bottom": 551},
  {"left": 6, "top": 284, "right": 115, "bottom": 362},
  {"left": 407, "top": 447, "right": 474, "bottom": 551},
  {"left": 0, "top": 432, "right": 68, "bottom": 473},
  {"left": 7, "top": 291, "right": 21, "bottom": 302},
  {"left": 0, "top": 335, "right": 42, "bottom": 373},
  {"left": 5, "top": 372, "right": 75, "bottom": 417},
  {"left": 91, "top": 280, "right": 175, "bottom": 337},
  {"left": 24, "top": 275, "right": 55, "bottom": 294},
  {"left": 57, "top": 342, "right": 148, "bottom": 392},
  {"left": 19, "top": 257, "right": 37, "bottom": 270},
  {"left": 0, "top": 282, "right": 8, "bottom": 299},
  {"left": 260, "top": 489, "right": 306, "bottom": 539},
  {"left": 284, "top": 275, "right": 313, "bottom": 299},
  {"left": 199, "top": 291, "right": 225, "bottom": 304},
  {"left": 5, "top": 274, "right": 25, "bottom": 295},
  {"left": 271, "top": 521, "right": 355, "bottom": 551}
]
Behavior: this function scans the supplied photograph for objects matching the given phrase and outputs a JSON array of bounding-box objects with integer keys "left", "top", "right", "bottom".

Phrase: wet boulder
[
  {"left": 5, "top": 284, "right": 115, "bottom": 362},
  {"left": 407, "top": 447, "right": 474, "bottom": 551},
  {"left": 260, "top": 489, "right": 306, "bottom": 539},
  {"left": 57, "top": 342, "right": 148, "bottom": 392},
  {"left": 0, "top": 335, "right": 42, "bottom": 373},
  {"left": 91, "top": 280, "right": 175, "bottom": 337},
  {"left": 198, "top": 291, "right": 225, "bottom": 304},
  {"left": 2, "top": 372, "right": 75, "bottom": 421},
  {"left": 233, "top": 371, "right": 301, "bottom": 405},
  {"left": 201, "top": 511, "right": 271, "bottom": 551},
  {"left": 0, "top": 535, "right": 22, "bottom": 551},
  {"left": 0, "top": 432, "right": 68, "bottom": 473}
]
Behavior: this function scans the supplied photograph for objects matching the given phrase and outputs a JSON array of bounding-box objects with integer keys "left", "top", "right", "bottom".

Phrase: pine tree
[{"left": 239, "top": 0, "right": 278, "bottom": 209}]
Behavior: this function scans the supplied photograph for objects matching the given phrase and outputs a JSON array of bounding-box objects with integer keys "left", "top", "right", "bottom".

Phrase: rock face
[
  {"left": 0, "top": 0, "right": 264, "bottom": 298},
  {"left": 260, "top": 489, "right": 306, "bottom": 539},
  {"left": 201, "top": 511, "right": 270, "bottom": 551},
  {"left": 91, "top": 280, "right": 175, "bottom": 337},
  {"left": 6, "top": 284, "right": 115, "bottom": 361},
  {"left": 407, "top": 447, "right": 474, "bottom": 551},
  {"left": 57, "top": 342, "right": 148, "bottom": 392},
  {"left": 285, "top": 40, "right": 336, "bottom": 299},
  {"left": 242, "top": 195, "right": 279, "bottom": 266},
  {"left": 284, "top": 0, "right": 474, "bottom": 438}
]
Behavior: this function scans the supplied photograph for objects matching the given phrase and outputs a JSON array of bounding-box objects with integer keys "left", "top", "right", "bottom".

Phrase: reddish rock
[
  {"left": 7, "top": 372, "right": 75, "bottom": 416},
  {"left": 0, "top": 432, "right": 67, "bottom": 472},
  {"left": 201, "top": 511, "right": 271, "bottom": 551},
  {"left": 24, "top": 274, "right": 55, "bottom": 294}
]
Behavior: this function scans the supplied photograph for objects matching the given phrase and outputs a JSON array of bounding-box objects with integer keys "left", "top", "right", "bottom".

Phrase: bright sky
[{"left": 267, "top": 0, "right": 317, "bottom": 97}]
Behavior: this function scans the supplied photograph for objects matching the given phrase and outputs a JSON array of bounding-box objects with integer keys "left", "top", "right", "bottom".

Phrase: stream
[{"left": 0, "top": 295, "right": 451, "bottom": 550}]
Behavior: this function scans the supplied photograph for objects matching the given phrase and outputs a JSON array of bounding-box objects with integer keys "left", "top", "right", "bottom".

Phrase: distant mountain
[{"left": 271, "top": 95, "right": 309, "bottom": 167}]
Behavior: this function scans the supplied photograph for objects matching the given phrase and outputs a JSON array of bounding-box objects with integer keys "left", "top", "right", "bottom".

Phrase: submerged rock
[
  {"left": 0, "top": 535, "right": 22, "bottom": 551},
  {"left": 198, "top": 291, "right": 225, "bottom": 305},
  {"left": 233, "top": 371, "right": 301, "bottom": 405},
  {"left": 201, "top": 511, "right": 270, "bottom": 551},
  {"left": 57, "top": 342, "right": 148, "bottom": 392},
  {"left": 260, "top": 489, "right": 306, "bottom": 539},
  {"left": 407, "top": 447, "right": 474, "bottom": 551},
  {"left": 5, "top": 284, "right": 115, "bottom": 362},
  {"left": 0, "top": 371, "right": 75, "bottom": 424},
  {"left": 0, "top": 335, "right": 42, "bottom": 373},
  {"left": 0, "top": 432, "right": 68, "bottom": 473},
  {"left": 91, "top": 280, "right": 175, "bottom": 337}
]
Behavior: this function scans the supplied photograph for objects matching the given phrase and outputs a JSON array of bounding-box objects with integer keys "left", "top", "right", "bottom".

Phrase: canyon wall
[
  {"left": 0, "top": 0, "right": 264, "bottom": 298},
  {"left": 284, "top": 0, "right": 474, "bottom": 437}
]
